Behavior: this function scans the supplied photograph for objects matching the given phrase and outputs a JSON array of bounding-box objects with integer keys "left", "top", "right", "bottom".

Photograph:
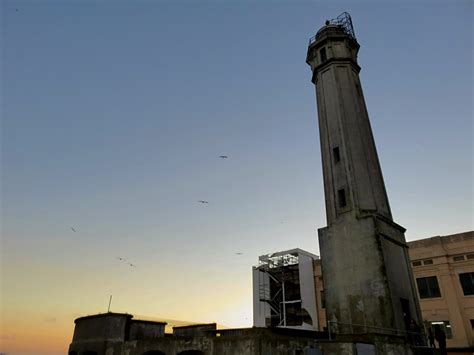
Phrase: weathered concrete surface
[
  {"left": 72, "top": 313, "right": 132, "bottom": 343},
  {"left": 129, "top": 320, "right": 166, "bottom": 340},
  {"left": 212, "top": 328, "right": 320, "bottom": 355},
  {"left": 69, "top": 313, "right": 132, "bottom": 355},
  {"left": 69, "top": 314, "right": 327, "bottom": 354},
  {"left": 122, "top": 336, "right": 212, "bottom": 355},
  {"left": 318, "top": 333, "right": 417, "bottom": 355},
  {"left": 306, "top": 21, "right": 423, "bottom": 338},
  {"left": 317, "top": 214, "right": 421, "bottom": 337},
  {"left": 172, "top": 324, "right": 216, "bottom": 337},
  {"left": 121, "top": 328, "right": 323, "bottom": 355},
  {"left": 69, "top": 312, "right": 426, "bottom": 354},
  {"left": 318, "top": 215, "right": 395, "bottom": 334}
]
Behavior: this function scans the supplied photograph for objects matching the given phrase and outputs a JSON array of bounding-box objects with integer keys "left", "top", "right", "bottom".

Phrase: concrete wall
[
  {"left": 318, "top": 215, "right": 396, "bottom": 334},
  {"left": 69, "top": 313, "right": 169, "bottom": 355},
  {"left": 376, "top": 217, "right": 424, "bottom": 337},
  {"left": 70, "top": 315, "right": 423, "bottom": 355},
  {"left": 69, "top": 312, "right": 132, "bottom": 355},
  {"left": 129, "top": 321, "right": 166, "bottom": 340},
  {"left": 122, "top": 337, "right": 212, "bottom": 355},
  {"left": 173, "top": 324, "right": 216, "bottom": 337},
  {"left": 121, "top": 328, "right": 321, "bottom": 355},
  {"left": 317, "top": 214, "right": 423, "bottom": 338},
  {"left": 72, "top": 313, "right": 131, "bottom": 343}
]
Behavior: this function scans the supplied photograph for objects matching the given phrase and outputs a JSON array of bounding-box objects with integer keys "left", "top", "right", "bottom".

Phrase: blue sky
[{"left": 1, "top": 1, "right": 472, "bottom": 352}]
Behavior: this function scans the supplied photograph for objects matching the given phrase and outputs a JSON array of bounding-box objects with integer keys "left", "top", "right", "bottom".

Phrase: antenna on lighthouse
[{"left": 107, "top": 295, "right": 113, "bottom": 313}]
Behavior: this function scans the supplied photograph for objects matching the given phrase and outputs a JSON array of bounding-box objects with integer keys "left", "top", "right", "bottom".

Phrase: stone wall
[{"left": 129, "top": 321, "right": 166, "bottom": 340}]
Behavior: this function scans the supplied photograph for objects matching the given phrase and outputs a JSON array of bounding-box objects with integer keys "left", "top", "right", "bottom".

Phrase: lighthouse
[{"left": 306, "top": 12, "right": 423, "bottom": 338}]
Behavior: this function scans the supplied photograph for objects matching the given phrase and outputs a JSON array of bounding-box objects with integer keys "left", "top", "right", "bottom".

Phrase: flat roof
[
  {"left": 132, "top": 319, "right": 167, "bottom": 325},
  {"left": 173, "top": 323, "right": 216, "bottom": 329},
  {"left": 74, "top": 312, "right": 132, "bottom": 323},
  {"left": 408, "top": 231, "right": 473, "bottom": 248}
]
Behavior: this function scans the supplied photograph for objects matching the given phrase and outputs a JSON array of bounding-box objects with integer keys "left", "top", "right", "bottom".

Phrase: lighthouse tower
[{"left": 306, "top": 13, "right": 422, "bottom": 338}]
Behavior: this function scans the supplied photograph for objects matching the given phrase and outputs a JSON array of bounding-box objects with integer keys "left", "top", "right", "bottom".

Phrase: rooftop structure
[
  {"left": 252, "top": 249, "right": 319, "bottom": 330},
  {"left": 69, "top": 312, "right": 325, "bottom": 355},
  {"left": 308, "top": 11, "right": 356, "bottom": 45}
]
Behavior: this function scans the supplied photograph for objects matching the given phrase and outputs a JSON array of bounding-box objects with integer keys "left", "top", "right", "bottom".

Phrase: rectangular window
[
  {"left": 423, "top": 259, "right": 433, "bottom": 265},
  {"left": 459, "top": 272, "right": 474, "bottom": 295},
  {"left": 412, "top": 261, "right": 422, "bottom": 267},
  {"left": 338, "top": 189, "right": 347, "bottom": 208},
  {"left": 321, "top": 291, "right": 325, "bottom": 309},
  {"left": 430, "top": 321, "right": 453, "bottom": 339},
  {"left": 470, "top": 319, "right": 474, "bottom": 329},
  {"left": 333, "top": 147, "right": 341, "bottom": 163},
  {"left": 416, "top": 276, "right": 441, "bottom": 299},
  {"left": 453, "top": 255, "right": 465, "bottom": 262},
  {"left": 467, "top": 254, "right": 474, "bottom": 260},
  {"left": 320, "top": 47, "right": 327, "bottom": 62}
]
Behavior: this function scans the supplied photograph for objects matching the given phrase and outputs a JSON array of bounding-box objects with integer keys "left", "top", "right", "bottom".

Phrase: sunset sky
[{"left": 1, "top": 1, "right": 472, "bottom": 354}]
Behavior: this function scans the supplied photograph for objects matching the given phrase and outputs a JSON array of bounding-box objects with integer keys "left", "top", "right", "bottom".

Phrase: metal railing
[
  {"left": 308, "top": 11, "right": 357, "bottom": 45},
  {"left": 327, "top": 320, "right": 425, "bottom": 343}
]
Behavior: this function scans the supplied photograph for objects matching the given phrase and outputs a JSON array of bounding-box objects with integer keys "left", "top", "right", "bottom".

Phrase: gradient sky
[{"left": 1, "top": 1, "right": 472, "bottom": 354}]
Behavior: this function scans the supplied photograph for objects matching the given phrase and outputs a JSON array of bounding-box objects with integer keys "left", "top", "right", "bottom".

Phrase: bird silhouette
[
  {"left": 198, "top": 200, "right": 209, "bottom": 204},
  {"left": 235, "top": 252, "right": 243, "bottom": 255},
  {"left": 219, "top": 155, "right": 228, "bottom": 159},
  {"left": 70, "top": 227, "right": 76, "bottom": 232}
]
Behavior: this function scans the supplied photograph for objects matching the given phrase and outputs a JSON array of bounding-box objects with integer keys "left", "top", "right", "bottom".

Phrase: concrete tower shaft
[
  {"left": 306, "top": 24, "right": 392, "bottom": 225},
  {"left": 307, "top": 13, "right": 423, "bottom": 340}
]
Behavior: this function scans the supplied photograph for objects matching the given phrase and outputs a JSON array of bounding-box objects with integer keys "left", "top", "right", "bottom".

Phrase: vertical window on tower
[
  {"left": 337, "top": 189, "right": 347, "bottom": 208},
  {"left": 320, "top": 47, "right": 327, "bottom": 62},
  {"left": 333, "top": 147, "right": 341, "bottom": 163}
]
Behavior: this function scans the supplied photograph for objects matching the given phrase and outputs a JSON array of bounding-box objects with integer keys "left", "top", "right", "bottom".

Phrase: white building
[{"left": 252, "top": 248, "right": 319, "bottom": 330}]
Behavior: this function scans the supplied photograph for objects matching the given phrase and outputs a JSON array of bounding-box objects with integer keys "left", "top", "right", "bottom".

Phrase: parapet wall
[
  {"left": 129, "top": 320, "right": 166, "bottom": 340},
  {"left": 172, "top": 323, "right": 216, "bottom": 337},
  {"left": 72, "top": 313, "right": 132, "bottom": 343}
]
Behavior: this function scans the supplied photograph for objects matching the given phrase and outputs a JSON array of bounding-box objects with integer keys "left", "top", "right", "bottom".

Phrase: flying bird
[
  {"left": 129, "top": 263, "right": 136, "bottom": 267},
  {"left": 219, "top": 155, "right": 228, "bottom": 159},
  {"left": 70, "top": 227, "right": 76, "bottom": 232},
  {"left": 235, "top": 252, "right": 243, "bottom": 255},
  {"left": 198, "top": 200, "right": 209, "bottom": 204},
  {"left": 117, "top": 257, "right": 125, "bottom": 261}
]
